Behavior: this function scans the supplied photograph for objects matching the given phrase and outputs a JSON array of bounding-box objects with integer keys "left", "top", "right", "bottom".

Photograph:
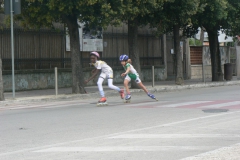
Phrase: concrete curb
[
  {"left": 1, "top": 80, "right": 240, "bottom": 105},
  {"left": 152, "top": 81, "right": 240, "bottom": 92}
]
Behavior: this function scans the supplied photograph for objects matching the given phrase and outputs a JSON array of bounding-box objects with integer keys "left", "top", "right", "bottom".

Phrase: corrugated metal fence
[
  {"left": 0, "top": 29, "right": 163, "bottom": 70},
  {"left": 0, "top": 29, "right": 68, "bottom": 70}
]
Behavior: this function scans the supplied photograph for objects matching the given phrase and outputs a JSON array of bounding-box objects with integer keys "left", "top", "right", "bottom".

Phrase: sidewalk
[{"left": 2, "top": 77, "right": 240, "bottom": 103}]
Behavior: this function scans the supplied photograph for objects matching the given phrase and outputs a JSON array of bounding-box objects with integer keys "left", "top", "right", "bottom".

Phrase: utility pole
[
  {"left": 4, "top": 0, "right": 21, "bottom": 99},
  {"left": 10, "top": 0, "right": 15, "bottom": 98}
]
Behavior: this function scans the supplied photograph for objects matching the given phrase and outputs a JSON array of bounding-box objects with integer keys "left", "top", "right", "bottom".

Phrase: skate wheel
[
  {"left": 97, "top": 102, "right": 108, "bottom": 106},
  {"left": 124, "top": 100, "right": 131, "bottom": 103}
]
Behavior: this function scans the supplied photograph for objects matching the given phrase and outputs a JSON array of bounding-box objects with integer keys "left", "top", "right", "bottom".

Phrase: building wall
[
  {"left": 3, "top": 66, "right": 165, "bottom": 92},
  {"left": 191, "top": 65, "right": 212, "bottom": 79},
  {"left": 190, "top": 46, "right": 234, "bottom": 79},
  {"left": 191, "top": 65, "right": 226, "bottom": 79},
  {"left": 235, "top": 46, "right": 240, "bottom": 77}
]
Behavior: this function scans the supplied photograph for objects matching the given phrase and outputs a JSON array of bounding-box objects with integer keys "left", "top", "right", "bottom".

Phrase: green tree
[
  {"left": 108, "top": 0, "right": 164, "bottom": 88},
  {"left": 0, "top": 0, "right": 3, "bottom": 13},
  {"left": 195, "top": 0, "right": 229, "bottom": 81},
  {"left": 19, "top": 0, "right": 112, "bottom": 94},
  {"left": 189, "top": 38, "right": 203, "bottom": 46},
  {"left": 188, "top": 0, "right": 240, "bottom": 81},
  {"left": 224, "top": 0, "right": 240, "bottom": 37},
  {"left": 154, "top": 0, "right": 200, "bottom": 85},
  {"left": 196, "top": 0, "right": 240, "bottom": 81}
]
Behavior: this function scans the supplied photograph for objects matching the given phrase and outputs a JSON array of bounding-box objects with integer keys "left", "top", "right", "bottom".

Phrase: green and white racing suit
[{"left": 123, "top": 63, "right": 141, "bottom": 83}]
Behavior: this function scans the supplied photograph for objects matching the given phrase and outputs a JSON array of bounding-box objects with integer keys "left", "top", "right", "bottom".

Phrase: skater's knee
[
  {"left": 138, "top": 82, "right": 145, "bottom": 88},
  {"left": 97, "top": 81, "right": 102, "bottom": 86},
  {"left": 108, "top": 83, "right": 113, "bottom": 88}
]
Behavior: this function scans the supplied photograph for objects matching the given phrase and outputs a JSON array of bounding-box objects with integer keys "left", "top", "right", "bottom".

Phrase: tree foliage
[
  {"left": 224, "top": 0, "right": 240, "bottom": 36},
  {"left": 19, "top": 0, "right": 115, "bottom": 28},
  {"left": 106, "top": 0, "right": 166, "bottom": 88},
  {"left": 19, "top": 0, "right": 114, "bottom": 94},
  {"left": 153, "top": 0, "right": 200, "bottom": 85},
  {"left": 153, "top": 0, "right": 201, "bottom": 34},
  {"left": 193, "top": 0, "right": 240, "bottom": 81}
]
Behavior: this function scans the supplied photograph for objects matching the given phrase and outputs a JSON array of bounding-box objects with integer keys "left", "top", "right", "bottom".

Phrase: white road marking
[
  {"left": 2, "top": 100, "right": 166, "bottom": 110},
  {"left": 7, "top": 103, "right": 81, "bottom": 110},
  {"left": 200, "top": 101, "right": 240, "bottom": 109},
  {"left": 159, "top": 101, "right": 211, "bottom": 108},
  {"left": 34, "top": 146, "right": 216, "bottom": 152},
  {"left": 4, "top": 100, "right": 240, "bottom": 110},
  {"left": 1, "top": 110, "right": 240, "bottom": 156},
  {"left": 181, "top": 143, "right": 240, "bottom": 160},
  {"left": 108, "top": 134, "right": 240, "bottom": 139},
  {"left": 1, "top": 100, "right": 90, "bottom": 110}
]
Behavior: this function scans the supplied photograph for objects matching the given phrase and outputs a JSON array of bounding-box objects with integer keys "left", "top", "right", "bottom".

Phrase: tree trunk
[
  {"left": 200, "top": 27, "right": 204, "bottom": 45},
  {"left": 206, "top": 28, "right": 223, "bottom": 81},
  {"left": 173, "top": 24, "right": 184, "bottom": 85},
  {"left": 64, "top": 16, "right": 85, "bottom": 94},
  {"left": 0, "top": 58, "right": 4, "bottom": 101},
  {"left": 128, "top": 19, "right": 141, "bottom": 89}
]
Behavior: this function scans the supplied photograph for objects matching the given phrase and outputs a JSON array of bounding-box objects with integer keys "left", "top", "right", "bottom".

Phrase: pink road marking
[
  {"left": 129, "top": 101, "right": 170, "bottom": 108},
  {"left": 221, "top": 104, "right": 240, "bottom": 109}
]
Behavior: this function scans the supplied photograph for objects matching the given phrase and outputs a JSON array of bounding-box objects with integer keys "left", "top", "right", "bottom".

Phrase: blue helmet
[{"left": 119, "top": 55, "right": 129, "bottom": 61}]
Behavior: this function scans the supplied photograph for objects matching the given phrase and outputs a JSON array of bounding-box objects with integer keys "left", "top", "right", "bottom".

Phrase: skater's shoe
[
  {"left": 119, "top": 89, "right": 125, "bottom": 99},
  {"left": 98, "top": 97, "right": 107, "bottom": 103},
  {"left": 148, "top": 93, "right": 157, "bottom": 100},
  {"left": 125, "top": 94, "right": 131, "bottom": 100},
  {"left": 97, "top": 97, "right": 108, "bottom": 106}
]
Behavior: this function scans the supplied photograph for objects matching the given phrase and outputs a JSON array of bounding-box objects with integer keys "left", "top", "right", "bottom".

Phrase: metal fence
[
  {"left": 102, "top": 32, "right": 164, "bottom": 67},
  {"left": 0, "top": 29, "right": 163, "bottom": 70},
  {"left": 1, "top": 29, "right": 66, "bottom": 70}
]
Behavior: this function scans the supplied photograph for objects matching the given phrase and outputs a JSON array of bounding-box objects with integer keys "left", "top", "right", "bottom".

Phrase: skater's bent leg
[
  {"left": 107, "top": 79, "right": 120, "bottom": 92},
  {"left": 97, "top": 78, "right": 105, "bottom": 97},
  {"left": 124, "top": 79, "right": 130, "bottom": 94},
  {"left": 137, "top": 82, "right": 149, "bottom": 94},
  {"left": 97, "top": 78, "right": 104, "bottom": 91}
]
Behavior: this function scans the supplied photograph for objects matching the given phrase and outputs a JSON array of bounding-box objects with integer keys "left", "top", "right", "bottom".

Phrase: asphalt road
[{"left": 1, "top": 85, "right": 240, "bottom": 160}]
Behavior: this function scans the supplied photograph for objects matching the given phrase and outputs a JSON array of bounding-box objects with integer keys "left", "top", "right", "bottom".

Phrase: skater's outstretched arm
[
  {"left": 91, "top": 68, "right": 97, "bottom": 74},
  {"left": 121, "top": 67, "right": 130, "bottom": 77},
  {"left": 85, "top": 69, "right": 100, "bottom": 84}
]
